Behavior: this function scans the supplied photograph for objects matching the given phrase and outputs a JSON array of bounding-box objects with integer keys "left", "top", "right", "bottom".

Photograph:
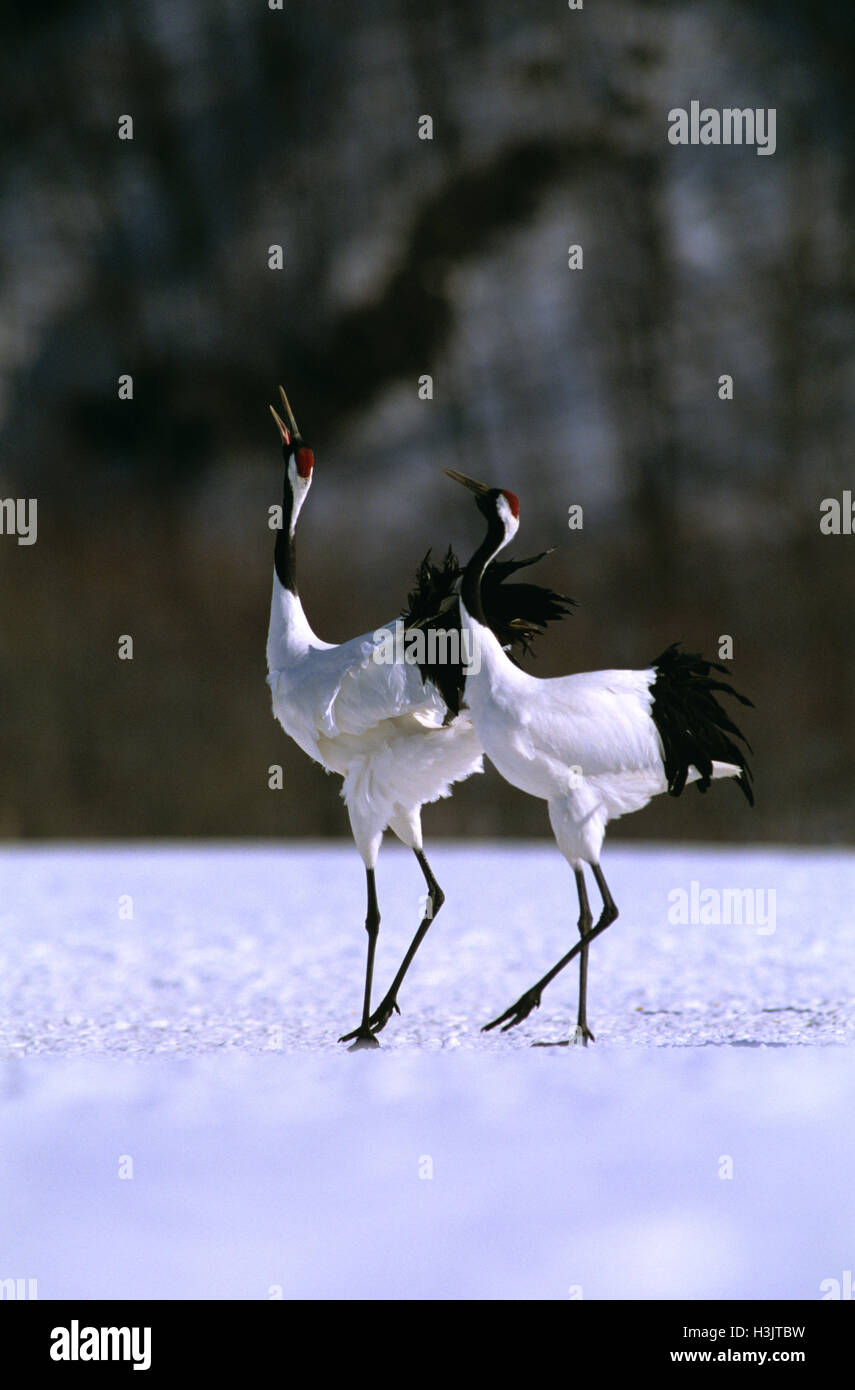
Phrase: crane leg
[
  {"left": 368, "top": 849, "right": 445, "bottom": 1033},
  {"left": 341, "top": 849, "right": 445, "bottom": 1039},
  {"left": 340, "top": 867, "right": 382, "bottom": 1050},
  {"left": 484, "top": 862, "right": 619, "bottom": 1036},
  {"left": 573, "top": 867, "right": 595, "bottom": 1045}
]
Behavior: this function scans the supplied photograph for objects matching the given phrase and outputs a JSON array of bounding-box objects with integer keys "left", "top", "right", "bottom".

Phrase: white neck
[
  {"left": 288, "top": 468, "right": 311, "bottom": 536},
  {"left": 458, "top": 596, "right": 525, "bottom": 710},
  {"left": 267, "top": 573, "right": 322, "bottom": 669}
]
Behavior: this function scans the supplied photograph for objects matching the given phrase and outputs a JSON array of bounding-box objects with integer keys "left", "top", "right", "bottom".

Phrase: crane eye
[{"left": 296, "top": 447, "right": 314, "bottom": 478}]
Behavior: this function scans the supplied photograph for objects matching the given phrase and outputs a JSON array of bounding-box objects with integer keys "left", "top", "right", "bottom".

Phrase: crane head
[
  {"left": 270, "top": 385, "right": 314, "bottom": 481},
  {"left": 444, "top": 468, "right": 520, "bottom": 542}
]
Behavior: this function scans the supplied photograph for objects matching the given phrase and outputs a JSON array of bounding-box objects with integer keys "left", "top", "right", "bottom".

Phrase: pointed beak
[
  {"left": 444, "top": 468, "right": 492, "bottom": 497},
  {"left": 269, "top": 404, "right": 290, "bottom": 444},
  {"left": 278, "top": 385, "right": 302, "bottom": 441}
]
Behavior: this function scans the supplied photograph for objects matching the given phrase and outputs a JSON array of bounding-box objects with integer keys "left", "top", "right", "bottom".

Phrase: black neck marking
[
  {"left": 274, "top": 465, "right": 297, "bottom": 594},
  {"left": 460, "top": 497, "right": 509, "bottom": 626}
]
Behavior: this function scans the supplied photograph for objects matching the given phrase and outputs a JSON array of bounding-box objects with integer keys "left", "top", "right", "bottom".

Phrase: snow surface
[
  {"left": 0, "top": 842, "right": 851, "bottom": 1052},
  {"left": 1, "top": 843, "right": 853, "bottom": 1299}
]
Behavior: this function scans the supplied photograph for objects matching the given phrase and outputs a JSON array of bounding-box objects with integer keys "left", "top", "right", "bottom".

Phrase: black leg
[
  {"left": 591, "top": 863, "right": 617, "bottom": 929},
  {"left": 339, "top": 867, "right": 382, "bottom": 1049},
  {"left": 346, "top": 848, "right": 445, "bottom": 1039},
  {"left": 484, "top": 861, "right": 619, "bottom": 1035},
  {"left": 574, "top": 867, "right": 595, "bottom": 1045}
]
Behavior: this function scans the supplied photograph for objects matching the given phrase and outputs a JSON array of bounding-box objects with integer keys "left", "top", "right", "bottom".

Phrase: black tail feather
[{"left": 650, "top": 643, "right": 754, "bottom": 806}]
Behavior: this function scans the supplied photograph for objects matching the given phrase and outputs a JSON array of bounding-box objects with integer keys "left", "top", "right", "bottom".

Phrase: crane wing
[
  {"left": 402, "top": 546, "right": 574, "bottom": 715},
  {"left": 268, "top": 621, "right": 449, "bottom": 761},
  {"left": 518, "top": 668, "right": 663, "bottom": 776},
  {"left": 321, "top": 630, "right": 449, "bottom": 736}
]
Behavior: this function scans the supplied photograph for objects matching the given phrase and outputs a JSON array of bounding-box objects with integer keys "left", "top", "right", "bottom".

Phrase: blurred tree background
[{"left": 0, "top": 0, "right": 852, "bottom": 843}]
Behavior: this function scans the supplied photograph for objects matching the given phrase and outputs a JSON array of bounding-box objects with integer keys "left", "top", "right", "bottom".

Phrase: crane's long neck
[
  {"left": 460, "top": 509, "right": 511, "bottom": 627},
  {"left": 274, "top": 471, "right": 299, "bottom": 596},
  {"left": 268, "top": 460, "right": 317, "bottom": 667},
  {"left": 458, "top": 505, "right": 521, "bottom": 696}
]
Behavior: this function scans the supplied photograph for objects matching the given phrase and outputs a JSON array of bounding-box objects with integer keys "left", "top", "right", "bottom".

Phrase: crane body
[
  {"left": 446, "top": 468, "right": 753, "bottom": 1043},
  {"left": 265, "top": 392, "right": 571, "bottom": 1047}
]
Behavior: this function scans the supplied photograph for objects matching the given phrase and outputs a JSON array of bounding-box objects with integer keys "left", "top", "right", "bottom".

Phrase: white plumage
[
  {"left": 447, "top": 470, "right": 753, "bottom": 1044},
  {"left": 265, "top": 390, "right": 485, "bottom": 1049},
  {"left": 462, "top": 630, "right": 740, "bottom": 864},
  {"left": 267, "top": 578, "right": 483, "bottom": 867}
]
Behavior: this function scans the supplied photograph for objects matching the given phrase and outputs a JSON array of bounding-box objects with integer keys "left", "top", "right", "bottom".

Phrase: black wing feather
[{"left": 402, "top": 546, "right": 574, "bottom": 717}]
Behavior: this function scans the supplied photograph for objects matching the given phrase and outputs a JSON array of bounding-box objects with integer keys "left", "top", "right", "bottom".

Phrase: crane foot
[
  {"left": 339, "top": 1028, "right": 381, "bottom": 1051},
  {"left": 339, "top": 994, "right": 400, "bottom": 1044},
  {"left": 482, "top": 986, "right": 542, "bottom": 1033}
]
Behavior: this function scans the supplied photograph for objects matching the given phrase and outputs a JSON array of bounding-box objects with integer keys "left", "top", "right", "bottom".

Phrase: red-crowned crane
[
  {"left": 445, "top": 468, "right": 753, "bottom": 1045},
  {"left": 265, "top": 391, "right": 571, "bottom": 1047}
]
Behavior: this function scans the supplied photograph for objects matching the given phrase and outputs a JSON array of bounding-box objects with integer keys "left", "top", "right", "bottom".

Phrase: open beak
[
  {"left": 269, "top": 385, "right": 302, "bottom": 445},
  {"left": 278, "top": 385, "right": 301, "bottom": 441},
  {"left": 269, "top": 404, "right": 290, "bottom": 444},
  {"left": 444, "top": 468, "right": 492, "bottom": 497}
]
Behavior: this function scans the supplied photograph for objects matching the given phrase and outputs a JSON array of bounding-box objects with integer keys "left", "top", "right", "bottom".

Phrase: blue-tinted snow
[
  {"left": 0, "top": 844, "right": 852, "bottom": 1298},
  {"left": 0, "top": 843, "right": 850, "bottom": 1052}
]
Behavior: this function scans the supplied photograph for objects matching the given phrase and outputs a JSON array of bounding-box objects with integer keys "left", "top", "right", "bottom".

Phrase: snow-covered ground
[
  {"left": 1, "top": 843, "right": 853, "bottom": 1299},
  {"left": 1, "top": 842, "right": 851, "bottom": 1053}
]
